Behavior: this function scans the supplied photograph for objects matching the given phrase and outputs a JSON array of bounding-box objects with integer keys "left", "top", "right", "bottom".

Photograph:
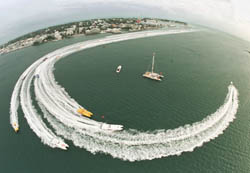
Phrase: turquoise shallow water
[{"left": 1, "top": 29, "right": 250, "bottom": 172}]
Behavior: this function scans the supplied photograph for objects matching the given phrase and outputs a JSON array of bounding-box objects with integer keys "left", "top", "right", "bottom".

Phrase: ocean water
[{"left": 1, "top": 29, "right": 250, "bottom": 172}]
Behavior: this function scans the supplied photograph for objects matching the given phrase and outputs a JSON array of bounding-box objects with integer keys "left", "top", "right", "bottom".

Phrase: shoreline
[{"left": 0, "top": 17, "right": 188, "bottom": 56}]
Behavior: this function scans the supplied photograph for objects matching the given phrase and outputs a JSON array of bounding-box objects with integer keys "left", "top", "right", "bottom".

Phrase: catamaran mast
[{"left": 152, "top": 52, "right": 155, "bottom": 73}]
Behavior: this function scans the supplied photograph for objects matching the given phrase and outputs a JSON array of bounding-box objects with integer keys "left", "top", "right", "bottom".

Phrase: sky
[{"left": 0, "top": 0, "right": 250, "bottom": 45}]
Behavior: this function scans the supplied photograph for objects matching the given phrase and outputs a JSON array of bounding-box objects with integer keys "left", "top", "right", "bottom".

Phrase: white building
[
  {"left": 78, "top": 27, "right": 84, "bottom": 33},
  {"left": 66, "top": 28, "right": 74, "bottom": 35},
  {"left": 85, "top": 28, "right": 101, "bottom": 35},
  {"left": 54, "top": 31, "right": 62, "bottom": 40}
]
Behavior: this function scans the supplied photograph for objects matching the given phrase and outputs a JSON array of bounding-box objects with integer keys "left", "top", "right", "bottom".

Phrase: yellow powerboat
[
  {"left": 13, "top": 123, "right": 19, "bottom": 133},
  {"left": 77, "top": 108, "right": 93, "bottom": 118}
]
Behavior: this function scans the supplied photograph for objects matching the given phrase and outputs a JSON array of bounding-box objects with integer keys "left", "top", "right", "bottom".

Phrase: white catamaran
[{"left": 143, "top": 53, "right": 164, "bottom": 81}]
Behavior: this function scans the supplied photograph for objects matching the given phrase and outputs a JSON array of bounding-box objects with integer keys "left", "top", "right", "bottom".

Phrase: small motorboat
[{"left": 116, "top": 65, "right": 122, "bottom": 73}]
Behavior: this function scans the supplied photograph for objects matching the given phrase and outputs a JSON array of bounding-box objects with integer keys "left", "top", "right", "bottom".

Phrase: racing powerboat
[
  {"left": 51, "top": 139, "right": 69, "bottom": 150},
  {"left": 77, "top": 108, "right": 93, "bottom": 118},
  {"left": 100, "top": 123, "right": 123, "bottom": 131},
  {"left": 13, "top": 123, "right": 19, "bottom": 132}
]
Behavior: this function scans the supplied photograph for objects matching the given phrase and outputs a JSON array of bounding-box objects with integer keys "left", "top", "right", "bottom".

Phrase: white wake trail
[
  {"left": 39, "top": 84, "right": 238, "bottom": 161},
  {"left": 19, "top": 61, "right": 67, "bottom": 148},
  {"left": 10, "top": 29, "right": 239, "bottom": 161}
]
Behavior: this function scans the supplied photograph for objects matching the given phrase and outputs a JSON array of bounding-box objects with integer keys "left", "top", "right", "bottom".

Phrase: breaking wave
[{"left": 9, "top": 29, "right": 239, "bottom": 161}]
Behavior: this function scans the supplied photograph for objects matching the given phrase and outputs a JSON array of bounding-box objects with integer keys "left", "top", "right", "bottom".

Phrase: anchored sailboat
[{"left": 143, "top": 53, "right": 164, "bottom": 81}]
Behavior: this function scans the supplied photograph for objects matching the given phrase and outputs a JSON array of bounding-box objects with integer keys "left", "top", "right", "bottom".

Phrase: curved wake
[{"left": 9, "top": 29, "right": 239, "bottom": 161}]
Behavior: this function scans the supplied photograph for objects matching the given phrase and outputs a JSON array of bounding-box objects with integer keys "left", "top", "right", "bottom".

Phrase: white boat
[
  {"left": 143, "top": 53, "right": 164, "bottom": 81},
  {"left": 51, "top": 139, "right": 69, "bottom": 150},
  {"left": 116, "top": 65, "right": 122, "bottom": 73},
  {"left": 100, "top": 123, "right": 123, "bottom": 131}
]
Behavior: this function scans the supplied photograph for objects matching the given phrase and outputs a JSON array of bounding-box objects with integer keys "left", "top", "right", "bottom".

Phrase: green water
[{"left": 1, "top": 30, "right": 250, "bottom": 172}]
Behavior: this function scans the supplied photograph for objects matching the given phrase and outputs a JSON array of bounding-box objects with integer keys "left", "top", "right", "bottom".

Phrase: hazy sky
[{"left": 1, "top": 0, "right": 250, "bottom": 44}]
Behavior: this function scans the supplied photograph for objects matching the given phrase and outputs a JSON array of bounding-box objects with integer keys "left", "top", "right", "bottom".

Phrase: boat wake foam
[{"left": 9, "top": 29, "right": 239, "bottom": 161}]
